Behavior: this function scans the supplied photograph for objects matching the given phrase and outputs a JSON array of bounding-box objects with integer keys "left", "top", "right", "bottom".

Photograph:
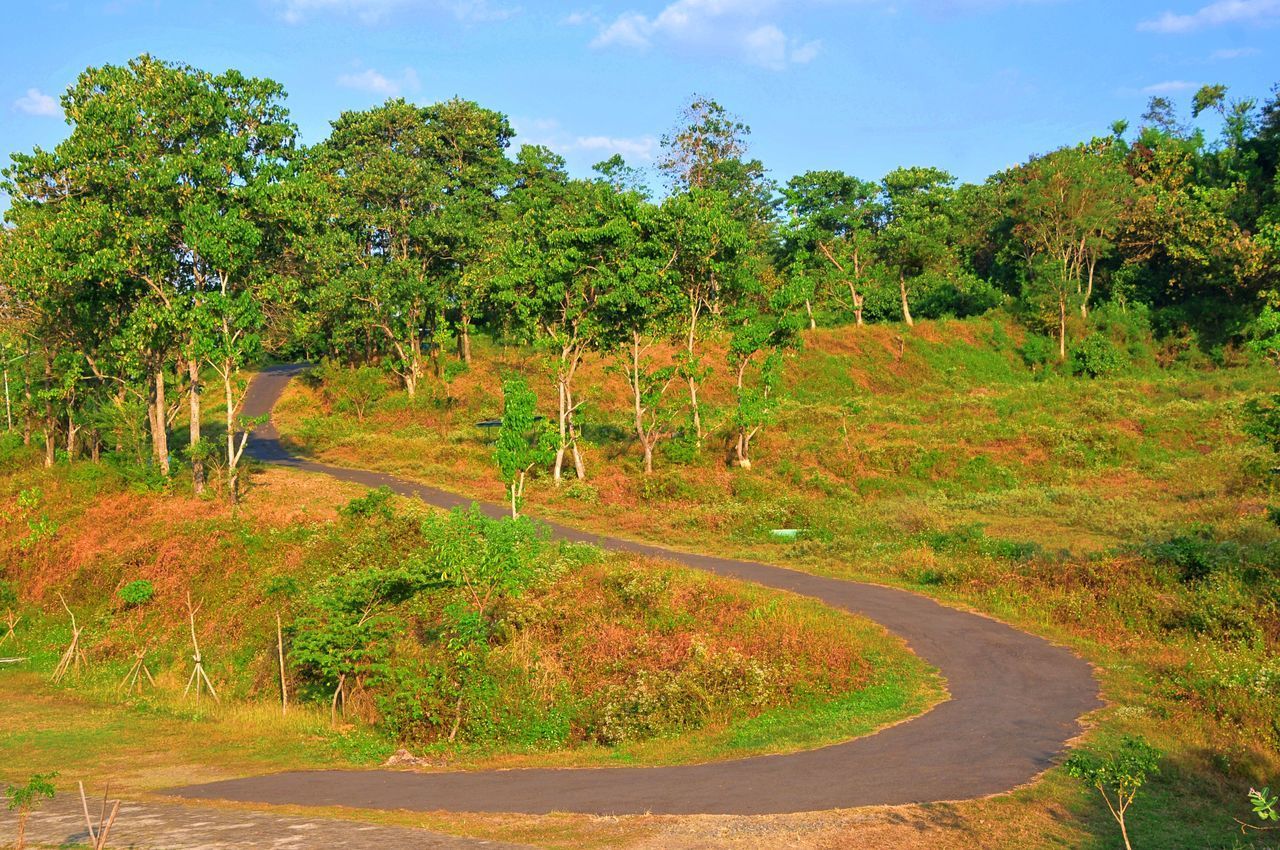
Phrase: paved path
[
  {"left": 0, "top": 796, "right": 527, "bottom": 849},
  {"left": 170, "top": 365, "right": 1102, "bottom": 816}
]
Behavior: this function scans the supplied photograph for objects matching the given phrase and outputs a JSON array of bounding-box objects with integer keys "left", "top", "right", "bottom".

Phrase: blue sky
[{"left": 1, "top": 0, "right": 1277, "bottom": 200}]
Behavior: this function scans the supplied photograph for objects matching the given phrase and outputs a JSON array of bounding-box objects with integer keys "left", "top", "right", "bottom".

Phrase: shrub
[
  {"left": 118, "top": 579, "right": 155, "bottom": 607},
  {"left": 339, "top": 487, "right": 395, "bottom": 520},
  {"left": 1146, "top": 528, "right": 1230, "bottom": 584},
  {"left": 318, "top": 360, "right": 387, "bottom": 422},
  {"left": 1070, "top": 333, "right": 1124, "bottom": 378},
  {"left": 1242, "top": 393, "right": 1280, "bottom": 456},
  {"left": 0, "top": 579, "right": 16, "bottom": 609},
  {"left": 1019, "top": 334, "right": 1056, "bottom": 372}
]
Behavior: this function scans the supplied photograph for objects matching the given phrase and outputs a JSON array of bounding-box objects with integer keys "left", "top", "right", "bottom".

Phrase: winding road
[{"left": 169, "top": 364, "right": 1102, "bottom": 816}]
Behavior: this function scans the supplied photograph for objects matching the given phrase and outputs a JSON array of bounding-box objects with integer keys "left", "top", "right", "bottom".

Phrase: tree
[
  {"left": 659, "top": 188, "right": 750, "bottom": 445},
  {"left": 494, "top": 375, "right": 554, "bottom": 517},
  {"left": 725, "top": 270, "right": 802, "bottom": 469},
  {"left": 419, "top": 99, "right": 514, "bottom": 365},
  {"left": 302, "top": 100, "right": 445, "bottom": 396},
  {"left": 878, "top": 167, "right": 957, "bottom": 327},
  {"left": 5, "top": 771, "right": 57, "bottom": 850},
  {"left": 2, "top": 56, "right": 294, "bottom": 494},
  {"left": 1064, "top": 737, "right": 1160, "bottom": 850},
  {"left": 781, "top": 170, "right": 882, "bottom": 327},
  {"left": 496, "top": 175, "right": 654, "bottom": 484}
]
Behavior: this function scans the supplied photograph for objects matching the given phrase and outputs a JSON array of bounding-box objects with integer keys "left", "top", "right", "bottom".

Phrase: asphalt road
[{"left": 168, "top": 364, "right": 1101, "bottom": 816}]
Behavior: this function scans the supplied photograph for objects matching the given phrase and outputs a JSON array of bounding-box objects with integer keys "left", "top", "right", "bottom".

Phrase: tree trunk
[
  {"left": 566, "top": 381, "right": 585, "bottom": 480},
  {"left": 686, "top": 304, "right": 702, "bottom": 446},
  {"left": 629, "top": 334, "right": 655, "bottom": 475},
  {"left": 42, "top": 357, "right": 54, "bottom": 468},
  {"left": 152, "top": 367, "right": 170, "bottom": 476},
  {"left": 804, "top": 299, "right": 816, "bottom": 331},
  {"left": 848, "top": 284, "right": 865, "bottom": 326},
  {"left": 223, "top": 360, "right": 239, "bottom": 505},
  {"left": 458, "top": 313, "right": 472, "bottom": 365},
  {"left": 406, "top": 335, "right": 422, "bottom": 397},
  {"left": 1081, "top": 258, "right": 1096, "bottom": 319},
  {"left": 65, "top": 411, "right": 78, "bottom": 460},
  {"left": 1058, "top": 291, "right": 1067, "bottom": 361},
  {"left": 899, "top": 272, "right": 914, "bottom": 327},
  {"left": 189, "top": 357, "right": 204, "bottom": 495},
  {"left": 554, "top": 377, "right": 568, "bottom": 486}
]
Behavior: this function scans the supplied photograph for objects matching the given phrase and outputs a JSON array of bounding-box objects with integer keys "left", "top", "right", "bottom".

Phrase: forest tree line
[{"left": 1, "top": 55, "right": 1278, "bottom": 498}]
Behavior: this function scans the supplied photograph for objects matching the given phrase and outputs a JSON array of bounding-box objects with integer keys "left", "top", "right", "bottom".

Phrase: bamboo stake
[
  {"left": 182, "top": 592, "right": 219, "bottom": 704},
  {"left": 78, "top": 781, "right": 120, "bottom": 850},
  {"left": 276, "top": 612, "right": 288, "bottom": 716},
  {"left": 52, "top": 593, "right": 86, "bottom": 683},
  {"left": 0, "top": 608, "right": 19, "bottom": 646},
  {"left": 117, "top": 648, "right": 154, "bottom": 695}
]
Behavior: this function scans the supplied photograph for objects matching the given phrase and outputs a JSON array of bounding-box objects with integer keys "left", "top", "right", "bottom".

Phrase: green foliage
[
  {"left": 1145, "top": 527, "right": 1231, "bottom": 583},
  {"left": 494, "top": 376, "right": 554, "bottom": 515},
  {"left": 1019, "top": 334, "right": 1057, "bottom": 371},
  {"left": 318, "top": 361, "right": 387, "bottom": 422},
  {"left": 1070, "top": 333, "right": 1125, "bottom": 378},
  {"left": 339, "top": 487, "right": 395, "bottom": 520},
  {"left": 1065, "top": 737, "right": 1160, "bottom": 849},
  {"left": 117, "top": 579, "right": 155, "bottom": 607},
  {"left": 1242, "top": 393, "right": 1280, "bottom": 455},
  {"left": 1250, "top": 786, "right": 1280, "bottom": 823},
  {"left": 0, "top": 579, "right": 15, "bottom": 609},
  {"left": 4, "top": 771, "right": 57, "bottom": 813}
]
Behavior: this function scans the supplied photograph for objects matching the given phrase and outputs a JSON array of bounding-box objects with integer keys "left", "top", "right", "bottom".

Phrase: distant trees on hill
[{"left": 1, "top": 54, "right": 1277, "bottom": 493}]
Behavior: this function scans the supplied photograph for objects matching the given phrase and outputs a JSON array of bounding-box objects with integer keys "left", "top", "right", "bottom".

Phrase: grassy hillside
[
  {"left": 0, "top": 457, "right": 939, "bottom": 795},
  {"left": 274, "top": 313, "right": 1280, "bottom": 847}
]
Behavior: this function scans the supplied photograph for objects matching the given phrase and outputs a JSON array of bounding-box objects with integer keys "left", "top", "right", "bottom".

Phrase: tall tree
[
  {"left": 782, "top": 170, "right": 882, "bottom": 327},
  {"left": 497, "top": 175, "right": 654, "bottom": 483},
  {"left": 303, "top": 100, "right": 444, "bottom": 396},
  {"left": 878, "top": 167, "right": 957, "bottom": 326}
]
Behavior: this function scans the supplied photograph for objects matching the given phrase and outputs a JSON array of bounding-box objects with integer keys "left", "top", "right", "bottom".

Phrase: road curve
[{"left": 169, "top": 364, "right": 1102, "bottom": 816}]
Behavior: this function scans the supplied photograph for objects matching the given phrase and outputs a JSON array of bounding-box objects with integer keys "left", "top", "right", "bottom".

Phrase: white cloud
[
  {"left": 573, "top": 134, "right": 659, "bottom": 161},
  {"left": 337, "top": 66, "right": 421, "bottom": 96},
  {"left": 13, "top": 88, "right": 59, "bottom": 117},
  {"left": 513, "top": 116, "right": 658, "bottom": 163},
  {"left": 1141, "top": 79, "right": 1202, "bottom": 94},
  {"left": 1209, "top": 45, "right": 1261, "bottom": 58},
  {"left": 587, "top": 0, "right": 820, "bottom": 70},
  {"left": 276, "top": 0, "right": 515, "bottom": 25},
  {"left": 1138, "top": 0, "right": 1280, "bottom": 33}
]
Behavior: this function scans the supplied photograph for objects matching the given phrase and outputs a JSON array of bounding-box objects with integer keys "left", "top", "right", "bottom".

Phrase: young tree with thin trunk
[{"left": 494, "top": 375, "right": 554, "bottom": 517}]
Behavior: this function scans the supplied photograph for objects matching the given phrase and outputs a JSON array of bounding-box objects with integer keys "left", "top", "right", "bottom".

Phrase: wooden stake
[
  {"left": 182, "top": 592, "right": 219, "bottom": 704},
  {"left": 0, "top": 608, "right": 19, "bottom": 646},
  {"left": 78, "top": 781, "right": 120, "bottom": 850},
  {"left": 117, "top": 648, "right": 154, "bottom": 695},
  {"left": 276, "top": 612, "right": 288, "bottom": 716},
  {"left": 52, "top": 594, "right": 86, "bottom": 683}
]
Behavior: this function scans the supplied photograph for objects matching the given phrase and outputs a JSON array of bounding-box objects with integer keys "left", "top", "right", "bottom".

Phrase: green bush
[
  {"left": 0, "top": 579, "right": 16, "bottom": 608},
  {"left": 1019, "top": 334, "right": 1056, "bottom": 372},
  {"left": 118, "top": 579, "right": 155, "bottom": 607},
  {"left": 1070, "top": 333, "right": 1124, "bottom": 378},
  {"left": 1146, "top": 528, "right": 1231, "bottom": 584}
]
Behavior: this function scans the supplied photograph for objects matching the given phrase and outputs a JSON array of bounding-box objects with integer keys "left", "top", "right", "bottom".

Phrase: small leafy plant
[
  {"left": 5, "top": 771, "right": 57, "bottom": 850},
  {"left": 118, "top": 579, "right": 155, "bottom": 607},
  {"left": 1064, "top": 736, "right": 1160, "bottom": 850}
]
